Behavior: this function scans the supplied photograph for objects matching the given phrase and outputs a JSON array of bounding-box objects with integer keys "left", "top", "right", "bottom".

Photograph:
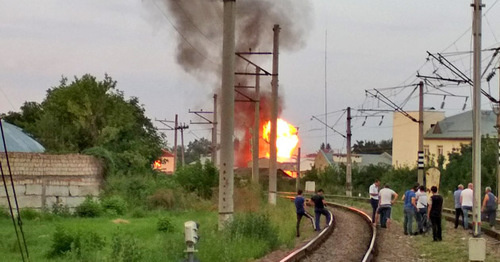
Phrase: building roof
[
  {"left": 317, "top": 150, "right": 391, "bottom": 167},
  {"left": 0, "top": 120, "right": 45, "bottom": 153},
  {"left": 424, "top": 110, "right": 497, "bottom": 139},
  {"left": 358, "top": 152, "right": 392, "bottom": 167}
]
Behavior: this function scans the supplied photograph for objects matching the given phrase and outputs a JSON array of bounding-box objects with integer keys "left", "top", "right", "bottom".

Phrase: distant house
[
  {"left": 423, "top": 110, "right": 497, "bottom": 166},
  {"left": 153, "top": 149, "right": 175, "bottom": 174},
  {"left": 313, "top": 150, "right": 391, "bottom": 171},
  {"left": 392, "top": 111, "right": 445, "bottom": 167}
]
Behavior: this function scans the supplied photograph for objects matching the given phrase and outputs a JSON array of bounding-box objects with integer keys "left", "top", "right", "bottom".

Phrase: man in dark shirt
[
  {"left": 427, "top": 186, "right": 443, "bottom": 241},
  {"left": 294, "top": 189, "right": 315, "bottom": 237},
  {"left": 311, "top": 189, "right": 331, "bottom": 231}
]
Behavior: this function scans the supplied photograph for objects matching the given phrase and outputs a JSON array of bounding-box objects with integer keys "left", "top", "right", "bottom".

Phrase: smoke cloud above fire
[{"left": 154, "top": 0, "right": 312, "bottom": 166}]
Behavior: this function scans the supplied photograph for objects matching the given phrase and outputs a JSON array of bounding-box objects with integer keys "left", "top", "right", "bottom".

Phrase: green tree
[
  {"left": 352, "top": 139, "right": 392, "bottom": 154},
  {"left": 441, "top": 136, "right": 497, "bottom": 194},
  {"left": 184, "top": 138, "right": 212, "bottom": 164},
  {"left": 3, "top": 74, "right": 164, "bottom": 173}
]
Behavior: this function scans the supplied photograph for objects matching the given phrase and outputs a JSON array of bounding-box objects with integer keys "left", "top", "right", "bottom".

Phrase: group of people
[
  {"left": 294, "top": 181, "right": 499, "bottom": 240},
  {"left": 294, "top": 189, "right": 332, "bottom": 237},
  {"left": 369, "top": 180, "right": 444, "bottom": 241},
  {"left": 454, "top": 183, "right": 498, "bottom": 230}
]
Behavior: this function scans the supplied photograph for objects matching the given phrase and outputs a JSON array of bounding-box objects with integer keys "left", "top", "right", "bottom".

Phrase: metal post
[
  {"left": 471, "top": 0, "right": 483, "bottom": 238},
  {"left": 269, "top": 24, "right": 280, "bottom": 205},
  {"left": 296, "top": 147, "right": 301, "bottom": 192},
  {"left": 218, "top": 0, "right": 235, "bottom": 230},
  {"left": 174, "top": 114, "right": 178, "bottom": 172},
  {"left": 212, "top": 94, "right": 218, "bottom": 165},
  {"left": 346, "top": 107, "right": 352, "bottom": 197},
  {"left": 418, "top": 81, "right": 425, "bottom": 186},
  {"left": 252, "top": 68, "right": 260, "bottom": 183},
  {"left": 181, "top": 125, "right": 185, "bottom": 166}
]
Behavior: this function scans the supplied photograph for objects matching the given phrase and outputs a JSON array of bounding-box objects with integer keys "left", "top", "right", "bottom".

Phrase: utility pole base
[
  {"left": 468, "top": 237, "right": 486, "bottom": 261},
  {"left": 268, "top": 192, "right": 276, "bottom": 205},
  {"left": 218, "top": 213, "right": 233, "bottom": 230}
]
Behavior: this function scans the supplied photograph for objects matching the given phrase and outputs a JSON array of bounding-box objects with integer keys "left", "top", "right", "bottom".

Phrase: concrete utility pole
[
  {"left": 252, "top": 68, "right": 261, "bottom": 183},
  {"left": 179, "top": 123, "right": 189, "bottom": 166},
  {"left": 269, "top": 24, "right": 280, "bottom": 205},
  {"left": 418, "top": 81, "right": 425, "bottom": 186},
  {"left": 471, "top": 0, "right": 483, "bottom": 238},
  {"left": 212, "top": 94, "right": 218, "bottom": 165},
  {"left": 174, "top": 114, "right": 178, "bottom": 172},
  {"left": 296, "top": 147, "right": 301, "bottom": 192},
  {"left": 346, "top": 107, "right": 352, "bottom": 197},
  {"left": 497, "top": 66, "right": 500, "bottom": 212},
  {"left": 218, "top": 0, "right": 235, "bottom": 230}
]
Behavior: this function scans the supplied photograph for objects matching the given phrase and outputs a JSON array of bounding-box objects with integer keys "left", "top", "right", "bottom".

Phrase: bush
[
  {"left": 130, "top": 207, "right": 146, "bottom": 218},
  {"left": 47, "top": 226, "right": 105, "bottom": 258},
  {"left": 174, "top": 161, "right": 218, "bottom": 199},
  {"left": 157, "top": 216, "right": 174, "bottom": 232},
  {"left": 101, "top": 195, "right": 127, "bottom": 215},
  {"left": 20, "top": 208, "right": 42, "bottom": 220},
  {"left": 51, "top": 203, "right": 72, "bottom": 217},
  {"left": 227, "top": 212, "right": 279, "bottom": 249},
  {"left": 111, "top": 231, "right": 143, "bottom": 262},
  {"left": 147, "top": 189, "right": 175, "bottom": 209},
  {"left": 75, "top": 196, "right": 102, "bottom": 218},
  {"left": 48, "top": 226, "right": 74, "bottom": 257}
]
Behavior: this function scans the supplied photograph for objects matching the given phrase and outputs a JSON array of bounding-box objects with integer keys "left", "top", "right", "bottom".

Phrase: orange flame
[
  {"left": 263, "top": 118, "right": 299, "bottom": 160},
  {"left": 284, "top": 170, "right": 297, "bottom": 178},
  {"left": 153, "top": 160, "right": 161, "bottom": 169}
]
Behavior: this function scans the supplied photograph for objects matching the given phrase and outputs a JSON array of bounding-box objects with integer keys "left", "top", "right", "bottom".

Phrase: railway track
[{"left": 278, "top": 195, "right": 376, "bottom": 262}]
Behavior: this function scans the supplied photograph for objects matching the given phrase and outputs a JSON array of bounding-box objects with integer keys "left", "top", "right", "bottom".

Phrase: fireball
[{"left": 263, "top": 118, "right": 299, "bottom": 160}]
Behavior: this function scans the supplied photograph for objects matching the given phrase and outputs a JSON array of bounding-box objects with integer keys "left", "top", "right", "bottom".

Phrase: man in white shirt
[
  {"left": 369, "top": 179, "right": 380, "bottom": 225},
  {"left": 460, "top": 183, "right": 473, "bottom": 229},
  {"left": 378, "top": 184, "right": 399, "bottom": 228}
]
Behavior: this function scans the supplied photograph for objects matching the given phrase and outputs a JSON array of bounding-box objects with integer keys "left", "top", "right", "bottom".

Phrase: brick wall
[{"left": 0, "top": 152, "right": 104, "bottom": 210}]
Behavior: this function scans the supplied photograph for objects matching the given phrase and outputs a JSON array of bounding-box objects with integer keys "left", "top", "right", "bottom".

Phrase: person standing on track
[
  {"left": 481, "top": 186, "right": 498, "bottom": 230},
  {"left": 310, "top": 189, "right": 331, "bottom": 231},
  {"left": 453, "top": 184, "right": 465, "bottom": 229},
  {"left": 415, "top": 185, "right": 428, "bottom": 234},
  {"left": 460, "top": 183, "right": 473, "bottom": 230},
  {"left": 402, "top": 183, "right": 418, "bottom": 235},
  {"left": 295, "top": 189, "right": 315, "bottom": 237},
  {"left": 378, "top": 184, "right": 398, "bottom": 229},
  {"left": 427, "top": 186, "right": 443, "bottom": 241},
  {"left": 369, "top": 179, "right": 380, "bottom": 225}
]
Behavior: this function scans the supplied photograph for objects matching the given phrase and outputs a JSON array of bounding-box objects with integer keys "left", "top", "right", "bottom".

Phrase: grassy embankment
[{"left": 0, "top": 196, "right": 311, "bottom": 262}]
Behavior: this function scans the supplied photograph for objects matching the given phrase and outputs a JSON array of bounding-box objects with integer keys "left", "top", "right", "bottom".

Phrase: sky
[{"left": 1, "top": 0, "right": 500, "bottom": 156}]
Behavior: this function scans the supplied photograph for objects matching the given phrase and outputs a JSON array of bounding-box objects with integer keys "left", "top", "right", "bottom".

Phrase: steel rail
[{"left": 278, "top": 194, "right": 376, "bottom": 262}]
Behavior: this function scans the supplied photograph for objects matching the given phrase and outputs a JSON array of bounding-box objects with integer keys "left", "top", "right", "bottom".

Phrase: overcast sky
[{"left": 1, "top": 0, "right": 499, "bottom": 155}]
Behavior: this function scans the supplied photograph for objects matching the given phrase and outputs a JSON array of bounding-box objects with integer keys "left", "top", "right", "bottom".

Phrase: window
[{"left": 437, "top": 145, "right": 444, "bottom": 156}]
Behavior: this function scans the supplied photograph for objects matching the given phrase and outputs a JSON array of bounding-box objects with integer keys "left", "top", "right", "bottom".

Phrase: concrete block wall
[{"left": 0, "top": 152, "right": 103, "bottom": 210}]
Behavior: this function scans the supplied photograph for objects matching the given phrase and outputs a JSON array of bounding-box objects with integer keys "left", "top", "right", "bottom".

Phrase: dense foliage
[{"left": 2, "top": 74, "right": 164, "bottom": 173}]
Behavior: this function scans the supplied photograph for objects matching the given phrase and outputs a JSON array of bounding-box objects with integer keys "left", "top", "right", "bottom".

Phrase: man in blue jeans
[
  {"left": 460, "top": 183, "right": 473, "bottom": 230},
  {"left": 311, "top": 189, "right": 331, "bottom": 231},
  {"left": 369, "top": 179, "right": 380, "bottom": 225},
  {"left": 378, "top": 184, "right": 398, "bottom": 228},
  {"left": 295, "top": 189, "right": 315, "bottom": 237},
  {"left": 402, "top": 183, "right": 419, "bottom": 235}
]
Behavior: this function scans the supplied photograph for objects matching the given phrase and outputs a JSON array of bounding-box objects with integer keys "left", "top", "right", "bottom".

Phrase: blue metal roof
[{"left": 0, "top": 120, "right": 45, "bottom": 153}]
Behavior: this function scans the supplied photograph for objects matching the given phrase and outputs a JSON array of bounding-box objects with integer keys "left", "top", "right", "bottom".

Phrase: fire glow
[{"left": 262, "top": 118, "right": 299, "bottom": 161}]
